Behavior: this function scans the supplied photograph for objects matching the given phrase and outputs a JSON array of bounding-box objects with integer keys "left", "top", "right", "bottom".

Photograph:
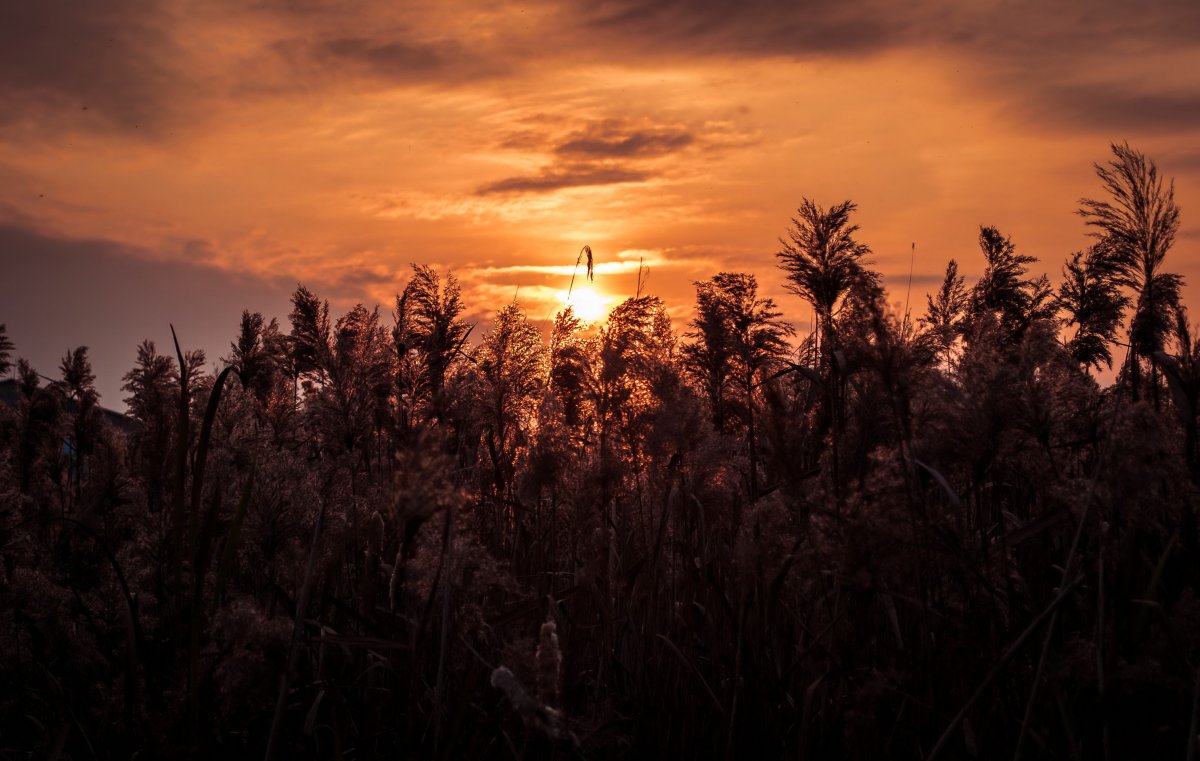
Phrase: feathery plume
[{"left": 536, "top": 617, "right": 562, "bottom": 707}]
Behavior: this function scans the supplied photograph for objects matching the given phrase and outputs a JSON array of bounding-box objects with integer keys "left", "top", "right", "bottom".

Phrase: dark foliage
[{"left": 1058, "top": 243, "right": 1129, "bottom": 370}]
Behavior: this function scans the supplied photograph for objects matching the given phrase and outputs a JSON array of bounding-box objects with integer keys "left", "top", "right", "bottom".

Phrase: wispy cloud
[
  {"left": 555, "top": 123, "right": 695, "bottom": 158},
  {"left": 469, "top": 250, "right": 688, "bottom": 277},
  {"left": 270, "top": 31, "right": 504, "bottom": 87},
  {"left": 476, "top": 118, "right": 707, "bottom": 196},
  {"left": 476, "top": 165, "right": 649, "bottom": 195}
]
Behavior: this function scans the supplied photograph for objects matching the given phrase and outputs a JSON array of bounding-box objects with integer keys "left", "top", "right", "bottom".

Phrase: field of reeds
[{"left": 1, "top": 143, "right": 1198, "bottom": 759}]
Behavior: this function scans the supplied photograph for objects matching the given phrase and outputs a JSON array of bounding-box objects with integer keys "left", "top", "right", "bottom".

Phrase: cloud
[
  {"left": 0, "top": 2, "right": 517, "bottom": 142},
  {"left": 322, "top": 36, "right": 448, "bottom": 73},
  {"left": 576, "top": 0, "right": 897, "bottom": 59},
  {"left": 574, "top": 0, "right": 1200, "bottom": 63},
  {"left": 477, "top": 118, "right": 709, "bottom": 197},
  {"left": 476, "top": 165, "right": 649, "bottom": 195},
  {"left": 272, "top": 31, "right": 502, "bottom": 86},
  {"left": 555, "top": 123, "right": 695, "bottom": 158},
  {"left": 1018, "top": 85, "right": 1200, "bottom": 136},
  {"left": 330, "top": 265, "right": 400, "bottom": 288},
  {"left": 8, "top": 0, "right": 1199, "bottom": 147},
  {"left": 318, "top": 264, "right": 408, "bottom": 305},
  {"left": 354, "top": 189, "right": 571, "bottom": 222},
  {"left": 568, "top": 0, "right": 1200, "bottom": 143},
  {"left": 0, "top": 1, "right": 183, "bottom": 134},
  {"left": 1161, "top": 151, "right": 1200, "bottom": 174}
]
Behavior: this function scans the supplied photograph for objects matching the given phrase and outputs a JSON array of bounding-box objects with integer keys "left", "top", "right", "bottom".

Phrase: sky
[{"left": 3, "top": 0, "right": 1200, "bottom": 407}]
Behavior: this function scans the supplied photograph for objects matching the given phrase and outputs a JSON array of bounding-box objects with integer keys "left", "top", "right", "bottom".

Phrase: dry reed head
[
  {"left": 491, "top": 665, "right": 573, "bottom": 743},
  {"left": 536, "top": 617, "right": 561, "bottom": 707}
]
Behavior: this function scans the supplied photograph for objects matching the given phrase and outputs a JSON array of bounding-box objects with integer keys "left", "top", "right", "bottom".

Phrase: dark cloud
[
  {"left": 571, "top": 0, "right": 1200, "bottom": 141},
  {"left": 0, "top": 224, "right": 292, "bottom": 407},
  {"left": 271, "top": 30, "right": 504, "bottom": 87},
  {"left": 476, "top": 166, "right": 649, "bottom": 195},
  {"left": 1025, "top": 85, "right": 1200, "bottom": 136},
  {"left": 894, "top": 272, "right": 950, "bottom": 289},
  {"left": 480, "top": 119, "right": 703, "bottom": 195},
  {"left": 499, "top": 130, "right": 554, "bottom": 150},
  {"left": 578, "top": 0, "right": 896, "bottom": 58},
  {"left": 317, "top": 265, "right": 406, "bottom": 302},
  {"left": 270, "top": 20, "right": 508, "bottom": 88},
  {"left": 314, "top": 35, "right": 502, "bottom": 84},
  {"left": 322, "top": 37, "right": 447, "bottom": 74},
  {"left": 0, "top": 2, "right": 506, "bottom": 139},
  {"left": 1159, "top": 151, "right": 1200, "bottom": 175},
  {"left": 0, "top": 1, "right": 182, "bottom": 134},
  {"left": 331, "top": 266, "right": 399, "bottom": 288},
  {"left": 575, "top": 0, "right": 1200, "bottom": 62},
  {"left": 555, "top": 123, "right": 695, "bottom": 158},
  {"left": 6, "top": 0, "right": 1199, "bottom": 143}
]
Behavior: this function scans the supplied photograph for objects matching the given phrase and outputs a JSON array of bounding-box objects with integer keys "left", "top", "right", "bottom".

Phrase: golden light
[{"left": 563, "top": 284, "right": 611, "bottom": 322}]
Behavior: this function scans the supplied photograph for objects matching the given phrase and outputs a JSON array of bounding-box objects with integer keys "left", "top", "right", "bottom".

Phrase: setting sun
[{"left": 563, "top": 284, "right": 612, "bottom": 322}]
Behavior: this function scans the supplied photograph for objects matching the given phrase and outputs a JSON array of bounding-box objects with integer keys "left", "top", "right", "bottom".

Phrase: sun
[{"left": 563, "top": 284, "right": 611, "bottom": 322}]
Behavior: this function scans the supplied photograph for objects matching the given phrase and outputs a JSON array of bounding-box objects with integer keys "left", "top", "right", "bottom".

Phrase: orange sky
[{"left": 3, "top": 0, "right": 1200, "bottom": 405}]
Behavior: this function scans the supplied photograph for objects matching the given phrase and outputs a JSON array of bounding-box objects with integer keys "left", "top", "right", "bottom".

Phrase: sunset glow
[{"left": 563, "top": 284, "right": 612, "bottom": 323}]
